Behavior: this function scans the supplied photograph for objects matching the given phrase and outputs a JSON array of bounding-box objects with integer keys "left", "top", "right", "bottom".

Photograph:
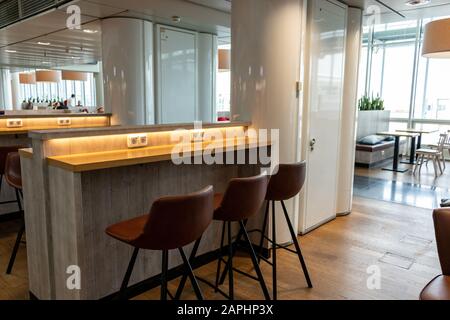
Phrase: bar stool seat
[
  {"left": 106, "top": 186, "right": 214, "bottom": 300},
  {"left": 106, "top": 215, "right": 148, "bottom": 244}
]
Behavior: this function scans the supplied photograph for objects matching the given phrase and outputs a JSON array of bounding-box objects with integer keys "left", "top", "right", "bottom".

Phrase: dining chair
[{"left": 414, "top": 133, "right": 447, "bottom": 177}]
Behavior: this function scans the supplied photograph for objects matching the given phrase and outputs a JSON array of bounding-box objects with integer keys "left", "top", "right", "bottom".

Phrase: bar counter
[{"left": 19, "top": 122, "right": 270, "bottom": 300}]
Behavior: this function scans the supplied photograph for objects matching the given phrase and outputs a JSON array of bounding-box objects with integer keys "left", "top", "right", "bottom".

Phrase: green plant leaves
[{"left": 358, "top": 95, "right": 385, "bottom": 111}]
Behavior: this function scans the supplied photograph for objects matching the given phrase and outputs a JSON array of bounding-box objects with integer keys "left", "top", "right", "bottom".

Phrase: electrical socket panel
[
  {"left": 127, "top": 134, "right": 148, "bottom": 148},
  {"left": 57, "top": 118, "right": 72, "bottom": 126},
  {"left": 6, "top": 119, "right": 23, "bottom": 128}
]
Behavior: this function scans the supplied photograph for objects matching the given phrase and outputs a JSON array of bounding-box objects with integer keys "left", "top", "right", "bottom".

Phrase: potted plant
[{"left": 357, "top": 95, "right": 390, "bottom": 141}]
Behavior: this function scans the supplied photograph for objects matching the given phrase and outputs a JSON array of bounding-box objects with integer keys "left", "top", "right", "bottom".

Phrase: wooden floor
[
  {"left": 355, "top": 158, "right": 450, "bottom": 188},
  {"left": 0, "top": 196, "right": 441, "bottom": 300}
]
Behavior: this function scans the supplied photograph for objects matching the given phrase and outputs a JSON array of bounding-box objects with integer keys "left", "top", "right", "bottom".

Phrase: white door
[
  {"left": 157, "top": 26, "right": 197, "bottom": 124},
  {"left": 303, "top": 0, "right": 347, "bottom": 232}
]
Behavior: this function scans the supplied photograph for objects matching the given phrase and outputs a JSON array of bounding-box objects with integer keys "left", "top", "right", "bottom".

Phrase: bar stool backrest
[
  {"left": 215, "top": 174, "right": 269, "bottom": 222},
  {"left": 266, "top": 162, "right": 306, "bottom": 201},
  {"left": 0, "top": 146, "right": 23, "bottom": 176},
  {"left": 5, "top": 152, "right": 22, "bottom": 190},
  {"left": 136, "top": 186, "right": 214, "bottom": 250},
  {"left": 433, "top": 209, "right": 450, "bottom": 276}
]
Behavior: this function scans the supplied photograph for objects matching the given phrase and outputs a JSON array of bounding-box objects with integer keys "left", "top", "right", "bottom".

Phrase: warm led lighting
[
  {"left": 37, "top": 41, "right": 51, "bottom": 46},
  {"left": 5, "top": 49, "right": 17, "bottom": 53},
  {"left": 83, "top": 29, "right": 98, "bottom": 34}
]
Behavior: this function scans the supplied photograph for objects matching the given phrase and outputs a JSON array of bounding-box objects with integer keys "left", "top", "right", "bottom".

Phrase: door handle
[{"left": 310, "top": 138, "right": 317, "bottom": 151}]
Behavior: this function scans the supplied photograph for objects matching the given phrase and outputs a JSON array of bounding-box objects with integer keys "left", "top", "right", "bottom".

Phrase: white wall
[
  {"left": 337, "top": 7, "right": 363, "bottom": 215},
  {"left": 231, "top": 0, "right": 304, "bottom": 243}
]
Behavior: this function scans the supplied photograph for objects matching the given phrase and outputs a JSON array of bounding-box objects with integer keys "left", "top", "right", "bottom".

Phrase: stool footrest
[{"left": 195, "top": 276, "right": 231, "bottom": 300}]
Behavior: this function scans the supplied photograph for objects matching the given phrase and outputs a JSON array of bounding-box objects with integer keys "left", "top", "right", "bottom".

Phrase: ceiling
[
  {"left": 1, "top": 0, "right": 450, "bottom": 69},
  {"left": 0, "top": 0, "right": 231, "bottom": 69}
]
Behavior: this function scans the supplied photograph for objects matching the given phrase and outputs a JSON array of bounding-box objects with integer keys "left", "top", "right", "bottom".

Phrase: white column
[
  {"left": 94, "top": 62, "right": 105, "bottom": 108},
  {"left": 101, "top": 18, "right": 154, "bottom": 125},
  {"left": 337, "top": 7, "right": 363, "bottom": 215},
  {"left": 198, "top": 33, "right": 217, "bottom": 123},
  {"left": 231, "top": 0, "right": 305, "bottom": 243},
  {"left": 0, "top": 69, "right": 12, "bottom": 110},
  {"left": 10, "top": 72, "right": 21, "bottom": 110}
]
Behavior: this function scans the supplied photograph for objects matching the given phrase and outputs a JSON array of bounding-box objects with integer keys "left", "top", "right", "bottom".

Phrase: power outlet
[
  {"left": 6, "top": 119, "right": 23, "bottom": 128},
  {"left": 57, "top": 118, "right": 72, "bottom": 126},
  {"left": 127, "top": 134, "right": 148, "bottom": 148}
]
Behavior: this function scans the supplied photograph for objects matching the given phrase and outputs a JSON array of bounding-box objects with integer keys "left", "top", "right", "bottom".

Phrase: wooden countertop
[
  {"left": 0, "top": 113, "right": 111, "bottom": 119},
  {"left": 47, "top": 138, "right": 270, "bottom": 172},
  {"left": 29, "top": 121, "right": 251, "bottom": 140}
]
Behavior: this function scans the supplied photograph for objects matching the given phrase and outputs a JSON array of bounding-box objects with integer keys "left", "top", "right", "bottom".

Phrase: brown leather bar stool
[
  {"left": 176, "top": 174, "right": 271, "bottom": 300},
  {"left": 105, "top": 186, "right": 214, "bottom": 300},
  {"left": 4, "top": 152, "right": 25, "bottom": 274},
  {"left": 257, "top": 162, "right": 312, "bottom": 300},
  {"left": 0, "top": 146, "right": 24, "bottom": 207},
  {"left": 420, "top": 208, "right": 450, "bottom": 300}
]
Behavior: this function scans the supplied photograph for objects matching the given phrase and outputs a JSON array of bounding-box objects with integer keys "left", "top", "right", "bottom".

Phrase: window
[
  {"left": 381, "top": 43, "right": 415, "bottom": 118},
  {"left": 216, "top": 44, "right": 231, "bottom": 119},
  {"left": 359, "top": 12, "right": 450, "bottom": 142},
  {"left": 17, "top": 71, "right": 97, "bottom": 107}
]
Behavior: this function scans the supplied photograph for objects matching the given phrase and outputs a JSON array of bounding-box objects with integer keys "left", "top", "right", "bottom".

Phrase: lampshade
[
  {"left": 19, "top": 73, "right": 36, "bottom": 84},
  {"left": 35, "top": 70, "right": 61, "bottom": 83},
  {"left": 62, "top": 71, "right": 88, "bottom": 81},
  {"left": 422, "top": 18, "right": 450, "bottom": 58},
  {"left": 218, "top": 49, "right": 231, "bottom": 71}
]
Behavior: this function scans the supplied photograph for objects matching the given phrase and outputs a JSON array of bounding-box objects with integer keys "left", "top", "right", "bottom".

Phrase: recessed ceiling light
[
  {"left": 42, "top": 61, "right": 51, "bottom": 64},
  {"left": 38, "top": 41, "right": 51, "bottom": 46},
  {"left": 405, "top": 0, "right": 431, "bottom": 6},
  {"left": 5, "top": 49, "right": 17, "bottom": 53},
  {"left": 83, "top": 29, "right": 98, "bottom": 34}
]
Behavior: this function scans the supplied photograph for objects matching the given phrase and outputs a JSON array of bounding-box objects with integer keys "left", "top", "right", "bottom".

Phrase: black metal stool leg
[
  {"left": 281, "top": 200, "right": 313, "bottom": 288},
  {"left": 215, "top": 221, "right": 226, "bottom": 291},
  {"left": 227, "top": 222, "right": 234, "bottom": 300},
  {"left": 258, "top": 200, "right": 270, "bottom": 263},
  {"left": 6, "top": 220, "right": 25, "bottom": 274},
  {"left": 174, "top": 237, "right": 202, "bottom": 299},
  {"left": 239, "top": 221, "right": 271, "bottom": 300},
  {"left": 272, "top": 200, "right": 277, "bottom": 300},
  {"left": 118, "top": 247, "right": 139, "bottom": 299},
  {"left": 161, "top": 250, "right": 169, "bottom": 300},
  {"left": 178, "top": 247, "right": 203, "bottom": 300},
  {"left": 6, "top": 188, "right": 25, "bottom": 275},
  {"left": 218, "top": 220, "right": 248, "bottom": 285}
]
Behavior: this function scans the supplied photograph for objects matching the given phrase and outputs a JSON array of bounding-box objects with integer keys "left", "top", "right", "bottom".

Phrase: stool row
[{"left": 107, "top": 162, "right": 312, "bottom": 300}]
